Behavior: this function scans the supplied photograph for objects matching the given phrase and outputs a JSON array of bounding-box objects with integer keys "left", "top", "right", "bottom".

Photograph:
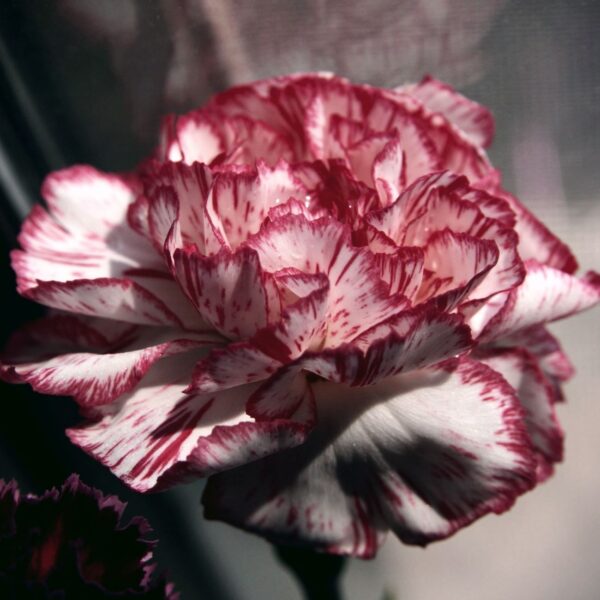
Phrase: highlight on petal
[
  {"left": 15, "top": 170, "right": 159, "bottom": 295},
  {"left": 69, "top": 353, "right": 312, "bottom": 492},
  {"left": 159, "top": 112, "right": 224, "bottom": 164},
  {"left": 41, "top": 166, "right": 135, "bottom": 236},
  {"left": 203, "top": 358, "right": 535, "bottom": 556}
]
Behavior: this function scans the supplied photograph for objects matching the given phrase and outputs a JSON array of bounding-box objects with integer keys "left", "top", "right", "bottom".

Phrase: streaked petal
[
  {"left": 203, "top": 358, "right": 535, "bottom": 556},
  {"left": 22, "top": 278, "right": 185, "bottom": 327},
  {"left": 301, "top": 309, "right": 472, "bottom": 386},
  {"left": 41, "top": 166, "right": 134, "bottom": 236},
  {"left": 208, "top": 162, "right": 307, "bottom": 249},
  {"left": 478, "top": 349, "right": 563, "bottom": 481},
  {"left": 172, "top": 247, "right": 278, "bottom": 339},
  {"left": 247, "top": 366, "right": 316, "bottom": 422},
  {"left": 68, "top": 353, "right": 312, "bottom": 492},
  {"left": 374, "top": 247, "right": 424, "bottom": 298},
  {"left": 247, "top": 215, "right": 408, "bottom": 346},
  {"left": 398, "top": 76, "right": 495, "bottom": 147},
  {"left": 417, "top": 230, "right": 499, "bottom": 308},
  {"left": 480, "top": 262, "right": 600, "bottom": 342},
  {"left": 158, "top": 112, "right": 224, "bottom": 163},
  {"left": 189, "top": 276, "right": 329, "bottom": 392},
  {"left": 1, "top": 315, "right": 221, "bottom": 406}
]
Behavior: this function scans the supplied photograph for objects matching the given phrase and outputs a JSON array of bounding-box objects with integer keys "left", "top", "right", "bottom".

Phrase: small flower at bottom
[
  {"left": 1, "top": 73, "right": 599, "bottom": 556},
  {"left": 0, "top": 475, "right": 176, "bottom": 598}
]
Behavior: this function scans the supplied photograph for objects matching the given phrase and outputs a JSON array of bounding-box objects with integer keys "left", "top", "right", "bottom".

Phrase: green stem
[{"left": 274, "top": 545, "right": 347, "bottom": 600}]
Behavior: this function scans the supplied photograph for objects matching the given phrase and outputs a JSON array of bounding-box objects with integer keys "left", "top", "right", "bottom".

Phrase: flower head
[
  {"left": 2, "top": 73, "right": 599, "bottom": 556},
  {"left": 0, "top": 475, "right": 176, "bottom": 597}
]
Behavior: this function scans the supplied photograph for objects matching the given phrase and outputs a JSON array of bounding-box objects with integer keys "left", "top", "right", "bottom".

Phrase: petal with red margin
[
  {"left": 189, "top": 276, "right": 329, "bottom": 392},
  {"left": 480, "top": 262, "right": 600, "bottom": 342},
  {"left": 16, "top": 197, "right": 159, "bottom": 295},
  {"left": 68, "top": 352, "right": 311, "bottom": 492},
  {"left": 397, "top": 76, "right": 495, "bottom": 148},
  {"left": 476, "top": 182, "right": 578, "bottom": 274},
  {"left": 0, "top": 314, "right": 222, "bottom": 406},
  {"left": 372, "top": 137, "right": 405, "bottom": 207},
  {"left": 417, "top": 230, "right": 499, "bottom": 308},
  {"left": 362, "top": 96, "right": 442, "bottom": 184},
  {"left": 488, "top": 325, "right": 575, "bottom": 384},
  {"left": 367, "top": 172, "right": 523, "bottom": 301},
  {"left": 218, "top": 115, "right": 295, "bottom": 166},
  {"left": 208, "top": 162, "right": 307, "bottom": 249},
  {"left": 478, "top": 348, "right": 563, "bottom": 481},
  {"left": 172, "top": 247, "right": 277, "bottom": 339},
  {"left": 365, "top": 171, "right": 464, "bottom": 244},
  {"left": 139, "top": 161, "right": 225, "bottom": 258},
  {"left": 203, "top": 358, "right": 535, "bottom": 556},
  {"left": 158, "top": 112, "right": 224, "bottom": 163},
  {"left": 412, "top": 203, "right": 521, "bottom": 302},
  {"left": 22, "top": 278, "right": 185, "bottom": 328},
  {"left": 374, "top": 247, "right": 424, "bottom": 298},
  {"left": 247, "top": 215, "right": 408, "bottom": 346},
  {"left": 301, "top": 309, "right": 472, "bottom": 386},
  {"left": 41, "top": 166, "right": 134, "bottom": 237},
  {"left": 247, "top": 366, "right": 315, "bottom": 423}
]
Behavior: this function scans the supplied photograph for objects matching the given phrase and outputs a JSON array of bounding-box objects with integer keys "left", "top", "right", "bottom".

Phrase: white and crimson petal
[
  {"left": 158, "top": 112, "right": 224, "bottom": 164},
  {"left": 397, "top": 76, "right": 495, "bottom": 148},
  {"left": 417, "top": 230, "right": 499, "bottom": 308},
  {"left": 366, "top": 172, "right": 524, "bottom": 303},
  {"left": 479, "top": 261, "right": 600, "bottom": 342},
  {"left": 68, "top": 352, "right": 312, "bottom": 492},
  {"left": 476, "top": 181, "right": 578, "bottom": 274},
  {"left": 7, "top": 73, "right": 597, "bottom": 557},
  {"left": 207, "top": 163, "right": 307, "bottom": 249},
  {"left": 300, "top": 309, "right": 472, "bottom": 386},
  {"left": 172, "top": 247, "right": 279, "bottom": 339},
  {"left": 0, "top": 314, "right": 222, "bottom": 406},
  {"left": 477, "top": 349, "right": 563, "bottom": 481},
  {"left": 15, "top": 168, "right": 160, "bottom": 293},
  {"left": 189, "top": 275, "right": 329, "bottom": 392},
  {"left": 246, "top": 364, "right": 315, "bottom": 422},
  {"left": 203, "top": 358, "right": 535, "bottom": 556},
  {"left": 246, "top": 215, "right": 408, "bottom": 346},
  {"left": 374, "top": 247, "right": 424, "bottom": 298},
  {"left": 494, "top": 326, "right": 575, "bottom": 384}
]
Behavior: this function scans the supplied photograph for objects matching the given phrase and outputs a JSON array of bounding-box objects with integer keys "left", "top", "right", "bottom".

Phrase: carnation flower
[
  {"left": 2, "top": 73, "right": 599, "bottom": 556},
  {"left": 0, "top": 475, "right": 176, "bottom": 597}
]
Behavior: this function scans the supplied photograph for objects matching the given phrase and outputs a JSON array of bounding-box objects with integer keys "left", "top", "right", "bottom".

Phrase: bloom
[
  {"left": 2, "top": 73, "right": 599, "bottom": 556},
  {"left": 0, "top": 475, "right": 176, "bottom": 597}
]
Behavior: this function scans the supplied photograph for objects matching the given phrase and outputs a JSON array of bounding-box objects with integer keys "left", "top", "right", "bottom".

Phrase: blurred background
[{"left": 1, "top": 1, "right": 599, "bottom": 598}]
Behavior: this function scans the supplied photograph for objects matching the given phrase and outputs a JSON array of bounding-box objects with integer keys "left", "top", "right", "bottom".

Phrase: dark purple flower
[{"left": 0, "top": 475, "right": 177, "bottom": 598}]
